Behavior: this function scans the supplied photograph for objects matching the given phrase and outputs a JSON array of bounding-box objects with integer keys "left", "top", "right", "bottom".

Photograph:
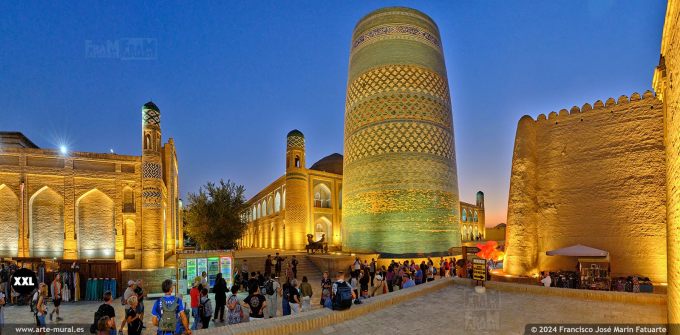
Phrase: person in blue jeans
[
  {"left": 151, "top": 279, "right": 192, "bottom": 335},
  {"left": 281, "top": 279, "right": 291, "bottom": 316}
]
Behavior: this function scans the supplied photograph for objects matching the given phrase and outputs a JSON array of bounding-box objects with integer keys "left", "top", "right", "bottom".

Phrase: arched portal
[
  {"left": 0, "top": 185, "right": 19, "bottom": 257},
  {"left": 30, "top": 186, "right": 64, "bottom": 258},
  {"left": 76, "top": 189, "right": 115, "bottom": 258},
  {"left": 314, "top": 217, "right": 332, "bottom": 241},
  {"left": 313, "top": 183, "right": 331, "bottom": 208}
]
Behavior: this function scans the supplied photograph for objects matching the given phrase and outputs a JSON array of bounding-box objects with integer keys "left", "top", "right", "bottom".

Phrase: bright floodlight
[{"left": 59, "top": 145, "right": 67, "bottom": 155}]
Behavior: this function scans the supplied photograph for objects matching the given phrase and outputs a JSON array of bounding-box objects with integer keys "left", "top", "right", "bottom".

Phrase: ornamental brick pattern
[{"left": 342, "top": 7, "right": 460, "bottom": 255}]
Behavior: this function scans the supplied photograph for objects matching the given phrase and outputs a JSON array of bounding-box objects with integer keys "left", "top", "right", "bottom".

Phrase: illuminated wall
[
  {"left": 342, "top": 7, "right": 460, "bottom": 255},
  {"left": 0, "top": 101, "right": 180, "bottom": 270},
  {"left": 504, "top": 94, "right": 667, "bottom": 282},
  {"left": 0, "top": 185, "right": 19, "bottom": 256},
  {"left": 76, "top": 189, "right": 115, "bottom": 258},
  {"left": 30, "top": 186, "right": 64, "bottom": 258},
  {"left": 653, "top": 0, "right": 680, "bottom": 329}
]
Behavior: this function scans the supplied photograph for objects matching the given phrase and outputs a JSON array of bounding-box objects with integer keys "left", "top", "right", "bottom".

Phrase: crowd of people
[{"left": 0, "top": 253, "right": 491, "bottom": 335}]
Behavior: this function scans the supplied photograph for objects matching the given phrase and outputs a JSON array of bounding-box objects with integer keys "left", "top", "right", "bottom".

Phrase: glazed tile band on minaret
[{"left": 342, "top": 7, "right": 461, "bottom": 256}]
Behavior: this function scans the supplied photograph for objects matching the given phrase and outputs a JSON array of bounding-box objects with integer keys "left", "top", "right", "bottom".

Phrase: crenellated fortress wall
[{"left": 504, "top": 91, "right": 668, "bottom": 283}]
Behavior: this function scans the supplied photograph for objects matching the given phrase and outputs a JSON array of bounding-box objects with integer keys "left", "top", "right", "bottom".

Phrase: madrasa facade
[
  {"left": 0, "top": 102, "right": 182, "bottom": 271},
  {"left": 240, "top": 8, "right": 486, "bottom": 256},
  {"left": 240, "top": 130, "right": 485, "bottom": 253}
]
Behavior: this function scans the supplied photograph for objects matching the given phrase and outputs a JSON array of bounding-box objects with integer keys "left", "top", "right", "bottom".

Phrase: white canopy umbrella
[{"left": 545, "top": 244, "right": 608, "bottom": 257}]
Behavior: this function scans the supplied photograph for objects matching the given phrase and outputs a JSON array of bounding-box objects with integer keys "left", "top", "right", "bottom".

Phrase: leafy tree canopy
[{"left": 184, "top": 179, "right": 247, "bottom": 250}]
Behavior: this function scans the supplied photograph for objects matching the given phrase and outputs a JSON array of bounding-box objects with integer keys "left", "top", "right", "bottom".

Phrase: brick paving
[
  {"left": 303, "top": 285, "right": 667, "bottom": 335},
  {"left": 1, "top": 284, "right": 667, "bottom": 335}
]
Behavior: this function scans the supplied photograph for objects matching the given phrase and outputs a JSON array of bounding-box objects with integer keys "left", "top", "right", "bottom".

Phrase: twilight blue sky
[{"left": 0, "top": 1, "right": 667, "bottom": 226}]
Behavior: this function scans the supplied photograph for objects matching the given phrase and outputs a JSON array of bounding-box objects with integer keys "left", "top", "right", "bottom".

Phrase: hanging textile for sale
[{"left": 61, "top": 271, "right": 71, "bottom": 302}]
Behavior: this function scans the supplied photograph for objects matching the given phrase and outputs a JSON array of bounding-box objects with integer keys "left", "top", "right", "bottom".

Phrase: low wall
[
  {"left": 307, "top": 254, "right": 378, "bottom": 275},
  {"left": 455, "top": 277, "right": 667, "bottom": 305},
  {"left": 197, "top": 276, "right": 454, "bottom": 335}
]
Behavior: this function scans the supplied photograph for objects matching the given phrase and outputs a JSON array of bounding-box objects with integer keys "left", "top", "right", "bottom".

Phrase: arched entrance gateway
[
  {"left": 0, "top": 185, "right": 19, "bottom": 257},
  {"left": 29, "top": 186, "right": 64, "bottom": 258},
  {"left": 76, "top": 189, "right": 115, "bottom": 258},
  {"left": 314, "top": 217, "right": 331, "bottom": 242}
]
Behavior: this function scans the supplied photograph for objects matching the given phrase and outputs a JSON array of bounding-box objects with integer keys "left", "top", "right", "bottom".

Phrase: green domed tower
[{"left": 342, "top": 7, "right": 461, "bottom": 256}]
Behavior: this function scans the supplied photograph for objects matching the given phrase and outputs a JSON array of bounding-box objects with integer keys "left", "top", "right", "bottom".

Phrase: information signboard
[
  {"left": 473, "top": 258, "right": 487, "bottom": 281},
  {"left": 220, "top": 256, "right": 233, "bottom": 288}
]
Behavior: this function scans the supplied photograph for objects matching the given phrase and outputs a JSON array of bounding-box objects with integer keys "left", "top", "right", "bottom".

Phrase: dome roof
[
  {"left": 287, "top": 129, "right": 304, "bottom": 138},
  {"left": 310, "top": 153, "right": 343, "bottom": 175},
  {"left": 143, "top": 101, "right": 160, "bottom": 111}
]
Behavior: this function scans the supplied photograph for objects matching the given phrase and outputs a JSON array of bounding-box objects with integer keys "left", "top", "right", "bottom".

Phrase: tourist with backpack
[
  {"left": 264, "top": 274, "right": 279, "bottom": 318},
  {"left": 198, "top": 288, "right": 213, "bottom": 329},
  {"left": 226, "top": 285, "right": 244, "bottom": 324},
  {"left": 90, "top": 291, "right": 116, "bottom": 335},
  {"left": 151, "top": 279, "right": 191, "bottom": 335},
  {"left": 331, "top": 271, "right": 353, "bottom": 311},
  {"left": 212, "top": 273, "right": 227, "bottom": 323}
]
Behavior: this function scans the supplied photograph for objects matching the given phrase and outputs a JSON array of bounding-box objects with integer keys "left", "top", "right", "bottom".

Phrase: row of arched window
[
  {"left": 247, "top": 189, "right": 286, "bottom": 222},
  {"left": 461, "top": 208, "right": 479, "bottom": 223},
  {"left": 246, "top": 182, "right": 344, "bottom": 222}
]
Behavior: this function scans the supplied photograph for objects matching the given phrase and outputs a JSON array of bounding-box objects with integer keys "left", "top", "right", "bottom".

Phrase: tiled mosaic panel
[
  {"left": 143, "top": 162, "right": 162, "bottom": 179},
  {"left": 351, "top": 24, "right": 441, "bottom": 54},
  {"left": 143, "top": 109, "right": 160, "bottom": 126},
  {"left": 344, "top": 121, "right": 454, "bottom": 164},
  {"left": 287, "top": 135, "right": 305, "bottom": 149},
  {"left": 345, "top": 93, "right": 452, "bottom": 135}
]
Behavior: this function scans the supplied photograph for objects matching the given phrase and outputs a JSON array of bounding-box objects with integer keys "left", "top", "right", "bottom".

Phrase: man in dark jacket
[{"left": 212, "top": 273, "right": 227, "bottom": 323}]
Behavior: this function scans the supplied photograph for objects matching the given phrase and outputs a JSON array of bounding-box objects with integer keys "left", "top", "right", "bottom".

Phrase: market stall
[
  {"left": 545, "top": 244, "right": 609, "bottom": 291},
  {"left": 578, "top": 256, "right": 610, "bottom": 291},
  {"left": 176, "top": 250, "right": 235, "bottom": 294}
]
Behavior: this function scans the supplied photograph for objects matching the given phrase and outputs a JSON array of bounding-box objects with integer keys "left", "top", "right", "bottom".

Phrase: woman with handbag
[{"left": 226, "top": 285, "right": 244, "bottom": 324}]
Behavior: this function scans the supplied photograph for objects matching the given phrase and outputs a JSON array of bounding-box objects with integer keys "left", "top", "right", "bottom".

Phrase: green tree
[{"left": 184, "top": 179, "right": 247, "bottom": 250}]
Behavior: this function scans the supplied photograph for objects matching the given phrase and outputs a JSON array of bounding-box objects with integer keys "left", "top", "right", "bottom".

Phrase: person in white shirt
[
  {"left": 540, "top": 272, "right": 552, "bottom": 288},
  {"left": 201, "top": 272, "right": 210, "bottom": 291}
]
